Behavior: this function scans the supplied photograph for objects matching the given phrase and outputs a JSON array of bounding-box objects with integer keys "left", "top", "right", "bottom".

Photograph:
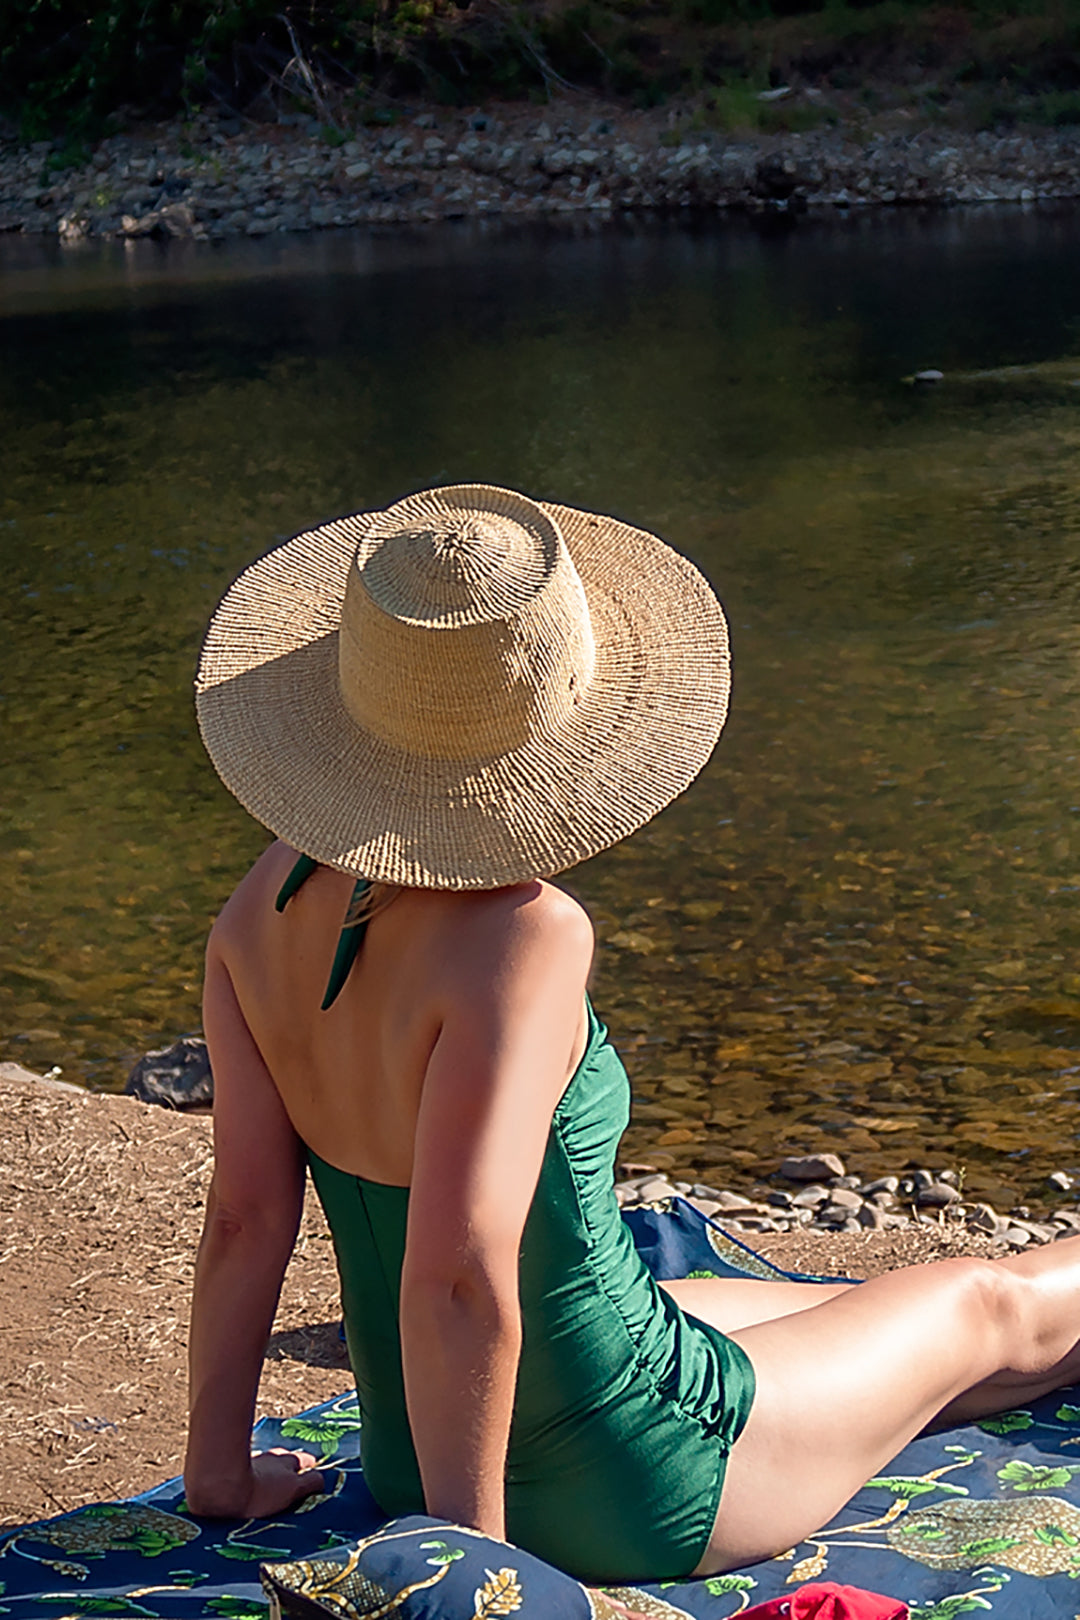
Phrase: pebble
[
  {"left": 916, "top": 1181, "right": 960, "bottom": 1208},
  {"left": 780, "top": 1152, "right": 846, "bottom": 1182},
  {"left": 968, "top": 1202, "right": 1006, "bottom": 1235},
  {"left": 862, "top": 1176, "right": 900, "bottom": 1195},
  {"left": 1012, "top": 1219, "right": 1058, "bottom": 1244},
  {"left": 635, "top": 1176, "right": 679, "bottom": 1202},
  {"left": 792, "top": 1185, "right": 830, "bottom": 1208},
  {"left": 712, "top": 1190, "right": 757, "bottom": 1210},
  {"left": 2, "top": 110, "right": 1077, "bottom": 243}
]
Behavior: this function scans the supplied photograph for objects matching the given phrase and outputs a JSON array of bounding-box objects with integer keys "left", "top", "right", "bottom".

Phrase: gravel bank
[
  {"left": 3, "top": 101, "right": 1080, "bottom": 243},
  {"left": 618, "top": 1148, "right": 1080, "bottom": 1253}
]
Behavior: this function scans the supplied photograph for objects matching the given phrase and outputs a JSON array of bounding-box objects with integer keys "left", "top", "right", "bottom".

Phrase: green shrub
[
  {"left": 1033, "top": 86, "right": 1080, "bottom": 122},
  {"left": 0, "top": 0, "right": 283, "bottom": 136},
  {"left": 4, "top": 0, "right": 1080, "bottom": 139}
]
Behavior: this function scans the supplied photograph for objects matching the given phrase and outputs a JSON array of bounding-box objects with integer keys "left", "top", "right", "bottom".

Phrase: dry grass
[{"left": 0, "top": 1075, "right": 348, "bottom": 1526}]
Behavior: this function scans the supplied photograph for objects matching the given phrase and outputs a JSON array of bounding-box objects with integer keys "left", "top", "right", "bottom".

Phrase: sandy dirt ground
[{"left": 0, "top": 1074, "right": 997, "bottom": 1529}]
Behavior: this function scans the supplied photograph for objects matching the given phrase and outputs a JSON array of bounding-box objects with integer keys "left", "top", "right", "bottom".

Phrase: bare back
[{"left": 208, "top": 841, "right": 591, "bottom": 1185}]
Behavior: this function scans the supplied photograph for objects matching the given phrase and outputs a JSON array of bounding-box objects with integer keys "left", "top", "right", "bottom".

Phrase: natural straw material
[{"left": 196, "top": 484, "right": 730, "bottom": 889}]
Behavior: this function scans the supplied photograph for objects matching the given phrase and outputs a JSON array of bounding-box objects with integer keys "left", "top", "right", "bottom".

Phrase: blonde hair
[{"left": 344, "top": 880, "right": 403, "bottom": 929}]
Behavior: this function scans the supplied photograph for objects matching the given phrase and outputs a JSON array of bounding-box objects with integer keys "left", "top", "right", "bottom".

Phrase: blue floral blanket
[{"left": 3, "top": 1200, "right": 1079, "bottom": 1619}]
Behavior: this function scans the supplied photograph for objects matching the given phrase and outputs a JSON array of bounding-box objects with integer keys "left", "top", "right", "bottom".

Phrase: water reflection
[{"left": 3, "top": 209, "right": 1080, "bottom": 1206}]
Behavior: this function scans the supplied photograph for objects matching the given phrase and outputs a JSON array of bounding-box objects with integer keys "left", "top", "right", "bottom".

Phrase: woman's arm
[
  {"left": 184, "top": 947, "right": 324, "bottom": 1517},
  {"left": 400, "top": 886, "right": 594, "bottom": 1538}
]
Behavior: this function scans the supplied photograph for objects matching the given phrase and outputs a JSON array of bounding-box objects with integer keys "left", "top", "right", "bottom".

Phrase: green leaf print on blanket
[
  {"left": 279, "top": 1412, "right": 364, "bottom": 1467},
  {"left": 907, "top": 1571, "right": 1010, "bottom": 1619},
  {"left": 977, "top": 1411, "right": 1035, "bottom": 1437},
  {"left": 865, "top": 1477, "right": 970, "bottom": 1502},
  {"left": 997, "top": 1461, "right": 1080, "bottom": 1493},
  {"left": 30, "top": 1596, "right": 160, "bottom": 1615}
]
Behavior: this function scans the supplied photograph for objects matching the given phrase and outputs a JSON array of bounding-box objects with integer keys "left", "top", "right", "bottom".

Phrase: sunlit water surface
[{"left": 4, "top": 209, "right": 1080, "bottom": 1207}]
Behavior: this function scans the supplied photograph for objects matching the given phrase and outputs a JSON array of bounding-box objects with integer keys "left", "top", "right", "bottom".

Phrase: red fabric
[{"left": 739, "top": 1581, "right": 908, "bottom": 1620}]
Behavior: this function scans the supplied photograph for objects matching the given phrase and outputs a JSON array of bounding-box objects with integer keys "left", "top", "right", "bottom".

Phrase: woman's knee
[{"left": 932, "top": 1256, "right": 1030, "bottom": 1365}]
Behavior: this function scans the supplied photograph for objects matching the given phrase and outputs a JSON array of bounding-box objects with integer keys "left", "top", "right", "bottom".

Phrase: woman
[{"left": 186, "top": 483, "right": 1080, "bottom": 1587}]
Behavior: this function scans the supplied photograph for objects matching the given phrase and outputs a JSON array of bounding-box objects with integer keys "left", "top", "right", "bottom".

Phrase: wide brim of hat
[{"left": 195, "top": 499, "right": 730, "bottom": 889}]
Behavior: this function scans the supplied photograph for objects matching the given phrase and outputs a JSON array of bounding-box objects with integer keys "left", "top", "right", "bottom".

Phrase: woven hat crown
[{"left": 339, "top": 485, "right": 596, "bottom": 760}]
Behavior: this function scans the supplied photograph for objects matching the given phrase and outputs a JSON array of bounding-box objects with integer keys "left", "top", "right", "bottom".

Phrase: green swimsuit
[{"left": 280, "top": 860, "right": 756, "bottom": 1583}]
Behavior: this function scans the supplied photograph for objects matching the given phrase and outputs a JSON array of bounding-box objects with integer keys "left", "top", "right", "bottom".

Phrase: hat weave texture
[{"left": 196, "top": 484, "right": 730, "bottom": 889}]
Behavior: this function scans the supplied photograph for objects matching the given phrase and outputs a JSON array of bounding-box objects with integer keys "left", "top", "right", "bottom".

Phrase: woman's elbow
[
  {"left": 198, "top": 1188, "right": 300, "bottom": 1259},
  {"left": 401, "top": 1259, "right": 520, "bottom": 1338}
]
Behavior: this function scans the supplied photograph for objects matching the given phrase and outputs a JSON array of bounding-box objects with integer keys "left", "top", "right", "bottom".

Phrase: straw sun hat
[{"left": 195, "top": 483, "right": 730, "bottom": 890}]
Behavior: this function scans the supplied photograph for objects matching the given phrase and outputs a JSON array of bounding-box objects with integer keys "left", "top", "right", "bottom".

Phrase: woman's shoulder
[
  {"left": 207, "top": 842, "right": 318, "bottom": 953},
  {"left": 413, "top": 882, "right": 594, "bottom": 1015},
  {"left": 438, "top": 879, "right": 594, "bottom": 953}
]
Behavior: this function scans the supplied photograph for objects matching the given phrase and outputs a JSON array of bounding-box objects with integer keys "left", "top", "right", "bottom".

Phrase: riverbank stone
[
  {"left": 916, "top": 1181, "right": 961, "bottom": 1208},
  {"left": 792, "top": 1185, "right": 831, "bottom": 1207},
  {"left": 779, "top": 1152, "right": 846, "bottom": 1182},
  {"left": 0, "top": 1061, "right": 84, "bottom": 1094},
  {"left": 124, "top": 1036, "right": 213, "bottom": 1110}
]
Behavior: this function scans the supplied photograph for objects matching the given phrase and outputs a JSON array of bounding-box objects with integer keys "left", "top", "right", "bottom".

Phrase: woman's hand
[
  {"left": 244, "top": 1448, "right": 326, "bottom": 1516},
  {"left": 184, "top": 1448, "right": 325, "bottom": 1520}
]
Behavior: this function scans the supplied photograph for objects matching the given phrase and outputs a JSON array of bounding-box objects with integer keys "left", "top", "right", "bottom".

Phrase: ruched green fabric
[{"left": 306, "top": 999, "right": 755, "bottom": 1584}]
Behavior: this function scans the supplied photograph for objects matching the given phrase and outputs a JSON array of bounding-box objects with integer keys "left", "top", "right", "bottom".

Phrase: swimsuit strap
[
  {"left": 275, "top": 853, "right": 372, "bottom": 1011},
  {"left": 274, "top": 853, "right": 319, "bottom": 910}
]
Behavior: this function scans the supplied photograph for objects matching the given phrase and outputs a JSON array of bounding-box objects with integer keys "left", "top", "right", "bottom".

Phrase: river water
[{"left": 3, "top": 208, "right": 1080, "bottom": 1206}]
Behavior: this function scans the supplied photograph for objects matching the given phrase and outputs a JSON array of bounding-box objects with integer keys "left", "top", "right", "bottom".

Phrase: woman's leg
[
  {"left": 661, "top": 1276, "right": 853, "bottom": 1332},
  {"left": 686, "top": 1236, "right": 1080, "bottom": 1575}
]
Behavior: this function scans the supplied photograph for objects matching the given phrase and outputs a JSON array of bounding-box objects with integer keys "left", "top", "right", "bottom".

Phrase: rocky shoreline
[
  {"left": 618, "top": 1150, "right": 1080, "bottom": 1251},
  {"left": 8, "top": 1047, "right": 1074, "bottom": 1254},
  {"left": 3, "top": 101, "right": 1080, "bottom": 243}
]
